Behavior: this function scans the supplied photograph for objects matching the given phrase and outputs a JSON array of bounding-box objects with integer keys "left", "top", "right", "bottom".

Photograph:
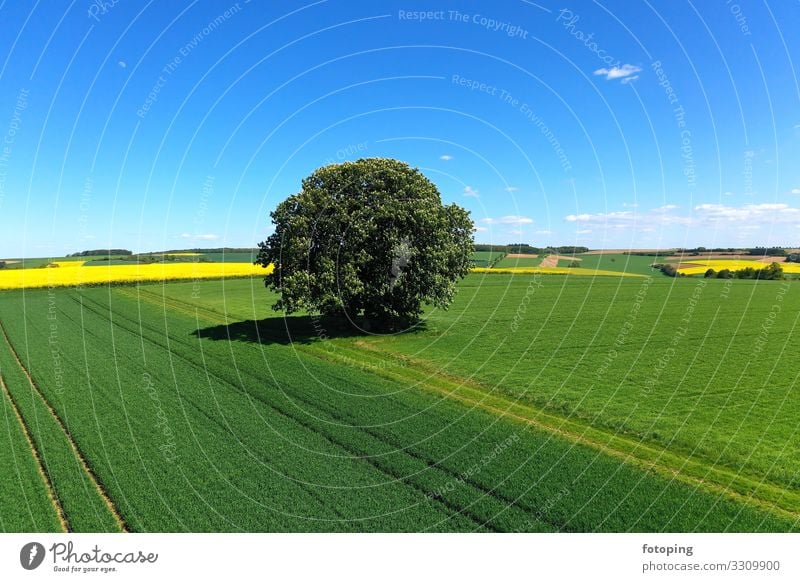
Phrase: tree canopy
[{"left": 256, "top": 158, "right": 474, "bottom": 327}]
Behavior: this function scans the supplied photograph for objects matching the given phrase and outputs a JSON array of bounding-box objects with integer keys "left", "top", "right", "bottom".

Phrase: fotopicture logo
[{"left": 20, "top": 542, "right": 45, "bottom": 570}]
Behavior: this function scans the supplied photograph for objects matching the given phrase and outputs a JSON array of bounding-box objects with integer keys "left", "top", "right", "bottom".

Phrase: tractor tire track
[
  {"left": 76, "top": 292, "right": 555, "bottom": 531},
  {"left": 115, "top": 287, "right": 800, "bottom": 523},
  {"left": 0, "top": 320, "right": 128, "bottom": 532},
  {"left": 0, "top": 373, "right": 69, "bottom": 532}
]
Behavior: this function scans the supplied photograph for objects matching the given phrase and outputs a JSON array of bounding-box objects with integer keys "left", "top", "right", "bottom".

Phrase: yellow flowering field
[
  {"left": 676, "top": 259, "right": 800, "bottom": 276},
  {"left": 0, "top": 261, "right": 273, "bottom": 290},
  {"left": 472, "top": 267, "right": 643, "bottom": 277}
]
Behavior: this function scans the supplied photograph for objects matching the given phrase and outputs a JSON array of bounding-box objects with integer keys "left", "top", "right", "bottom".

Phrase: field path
[
  {"left": 0, "top": 373, "right": 68, "bottom": 532},
  {"left": 0, "top": 321, "right": 128, "bottom": 532},
  {"left": 538, "top": 255, "right": 559, "bottom": 268},
  {"left": 312, "top": 340, "right": 800, "bottom": 522},
  {"left": 121, "top": 287, "right": 800, "bottom": 523}
]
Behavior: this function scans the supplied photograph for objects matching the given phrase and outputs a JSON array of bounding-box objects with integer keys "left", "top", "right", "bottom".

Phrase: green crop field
[
  {"left": 1, "top": 273, "right": 798, "bottom": 532},
  {"left": 494, "top": 256, "right": 543, "bottom": 268},
  {"left": 572, "top": 253, "right": 664, "bottom": 275},
  {"left": 469, "top": 251, "right": 504, "bottom": 267}
]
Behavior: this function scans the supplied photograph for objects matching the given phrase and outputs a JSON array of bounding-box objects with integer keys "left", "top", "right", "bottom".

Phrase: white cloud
[
  {"left": 566, "top": 211, "right": 635, "bottom": 223},
  {"left": 481, "top": 215, "right": 534, "bottom": 225},
  {"left": 563, "top": 202, "right": 800, "bottom": 237},
  {"left": 594, "top": 64, "right": 642, "bottom": 82},
  {"left": 535, "top": 229, "right": 552, "bottom": 235},
  {"left": 504, "top": 186, "right": 519, "bottom": 193},
  {"left": 791, "top": 188, "right": 800, "bottom": 195},
  {"left": 474, "top": 226, "right": 488, "bottom": 232},
  {"left": 180, "top": 233, "right": 220, "bottom": 241},
  {"left": 622, "top": 202, "right": 639, "bottom": 208},
  {"left": 463, "top": 186, "right": 479, "bottom": 198},
  {"left": 577, "top": 229, "right": 592, "bottom": 235},
  {"left": 439, "top": 154, "right": 453, "bottom": 161},
  {"left": 694, "top": 203, "right": 798, "bottom": 223},
  {"left": 620, "top": 75, "right": 639, "bottom": 85}
]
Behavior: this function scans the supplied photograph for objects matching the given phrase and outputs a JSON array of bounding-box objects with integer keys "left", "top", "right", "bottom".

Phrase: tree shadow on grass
[{"left": 192, "top": 314, "right": 426, "bottom": 346}]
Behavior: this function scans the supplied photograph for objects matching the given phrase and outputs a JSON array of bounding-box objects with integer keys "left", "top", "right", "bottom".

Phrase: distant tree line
[
  {"left": 621, "top": 247, "right": 792, "bottom": 257},
  {"left": 706, "top": 263, "right": 784, "bottom": 280},
  {"left": 657, "top": 262, "right": 784, "bottom": 280},
  {"left": 672, "top": 246, "right": 788, "bottom": 256},
  {"left": 158, "top": 247, "right": 257, "bottom": 254},
  {"left": 786, "top": 253, "right": 800, "bottom": 263},
  {"left": 67, "top": 249, "right": 133, "bottom": 257},
  {"left": 473, "top": 244, "right": 589, "bottom": 254}
]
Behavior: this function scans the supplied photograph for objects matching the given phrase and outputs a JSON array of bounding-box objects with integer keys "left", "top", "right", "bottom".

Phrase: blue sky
[{"left": 1, "top": 0, "right": 799, "bottom": 257}]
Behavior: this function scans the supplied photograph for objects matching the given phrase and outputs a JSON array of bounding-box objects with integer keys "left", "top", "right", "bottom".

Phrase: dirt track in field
[
  {"left": 505, "top": 253, "right": 538, "bottom": 259},
  {"left": 539, "top": 254, "right": 579, "bottom": 267},
  {"left": 0, "top": 321, "right": 128, "bottom": 532},
  {"left": 0, "top": 373, "right": 69, "bottom": 531}
]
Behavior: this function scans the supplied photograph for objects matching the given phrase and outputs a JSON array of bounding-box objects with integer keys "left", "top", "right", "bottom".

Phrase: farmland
[
  {"left": 469, "top": 251, "right": 504, "bottom": 268},
  {"left": 0, "top": 260, "right": 272, "bottom": 290},
  {"left": 0, "top": 272, "right": 798, "bottom": 532},
  {"left": 568, "top": 253, "right": 663, "bottom": 275},
  {"left": 676, "top": 259, "right": 800, "bottom": 276},
  {"left": 494, "top": 255, "right": 543, "bottom": 268}
]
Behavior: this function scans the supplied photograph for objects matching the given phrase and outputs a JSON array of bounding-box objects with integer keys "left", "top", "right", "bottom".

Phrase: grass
[
  {"left": 572, "top": 253, "right": 663, "bottom": 276},
  {"left": 472, "top": 267, "right": 642, "bottom": 277},
  {"left": 0, "top": 276, "right": 795, "bottom": 531},
  {"left": 470, "top": 251, "right": 505, "bottom": 268},
  {"left": 357, "top": 275, "right": 800, "bottom": 495},
  {"left": 0, "top": 373, "right": 63, "bottom": 532},
  {"left": 494, "top": 256, "right": 542, "bottom": 268}
]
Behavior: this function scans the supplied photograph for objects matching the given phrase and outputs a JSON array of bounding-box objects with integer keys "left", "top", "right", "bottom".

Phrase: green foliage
[
  {"left": 473, "top": 244, "right": 589, "bottom": 254},
  {"left": 67, "top": 249, "right": 132, "bottom": 257},
  {"left": 732, "top": 262, "right": 784, "bottom": 280},
  {"left": 256, "top": 158, "right": 473, "bottom": 325},
  {"left": 657, "top": 263, "right": 678, "bottom": 277},
  {"left": 747, "top": 247, "right": 786, "bottom": 257},
  {"left": 704, "top": 268, "right": 716, "bottom": 278}
]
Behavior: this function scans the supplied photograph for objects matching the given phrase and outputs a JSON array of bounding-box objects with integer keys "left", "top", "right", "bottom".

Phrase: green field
[
  {"left": 494, "top": 256, "right": 543, "bottom": 268},
  {"left": 469, "top": 251, "right": 505, "bottom": 267},
  {"left": 572, "top": 253, "right": 663, "bottom": 275},
  {"left": 0, "top": 274, "right": 798, "bottom": 532},
  {"left": 0, "top": 250, "right": 260, "bottom": 270},
  {"left": 0, "top": 256, "right": 89, "bottom": 270},
  {"left": 81, "top": 250, "right": 258, "bottom": 266}
]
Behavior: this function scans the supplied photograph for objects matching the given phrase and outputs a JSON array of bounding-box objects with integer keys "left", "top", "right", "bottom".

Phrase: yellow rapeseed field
[
  {"left": 676, "top": 259, "right": 800, "bottom": 276},
  {"left": 0, "top": 261, "right": 273, "bottom": 290},
  {"left": 471, "top": 267, "right": 643, "bottom": 277}
]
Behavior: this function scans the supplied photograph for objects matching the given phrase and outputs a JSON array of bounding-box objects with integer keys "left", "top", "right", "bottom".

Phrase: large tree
[{"left": 256, "top": 158, "right": 474, "bottom": 327}]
